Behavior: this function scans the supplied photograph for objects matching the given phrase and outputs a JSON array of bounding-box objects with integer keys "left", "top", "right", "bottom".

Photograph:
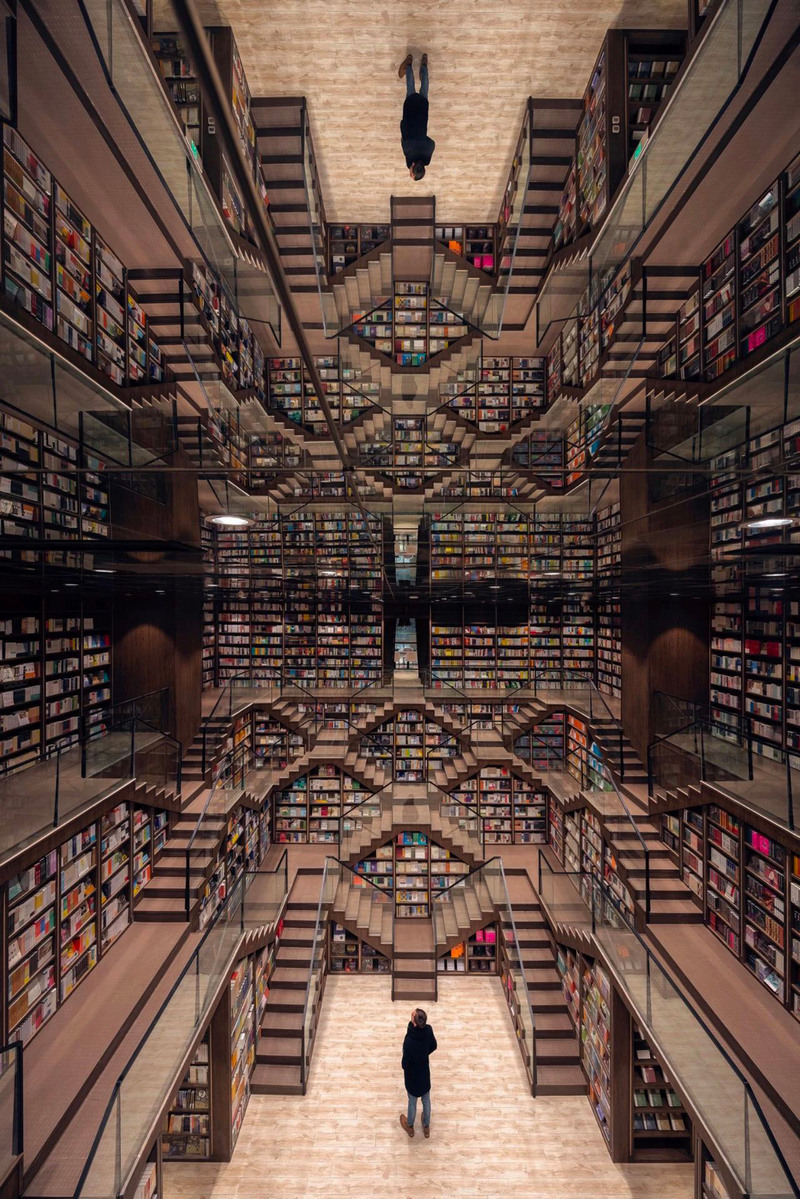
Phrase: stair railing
[
  {"left": 300, "top": 857, "right": 340, "bottom": 1092},
  {"left": 539, "top": 858, "right": 800, "bottom": 1199},
  {"left": 531, "top": 666, "right": 627, "bottom": 784},
  {"left": 427, "top": 779, "right": 485, "bottom": 859}
]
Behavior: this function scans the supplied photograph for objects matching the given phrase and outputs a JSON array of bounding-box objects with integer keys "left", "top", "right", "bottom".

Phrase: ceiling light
[
  {"left": 765, "top": 572, "right": 786, "bottom": 578},
  {"left": 95, "top": 568, "right": 115, "bottom": 574},
  {"left": 64, "top": 583, "right": 78, "bottom": 588},
  {"left": 490, "top": 585, "right": 500, "bottom": 590},
  {"left": 741, "top": 517, "right": 793, "bottom": 531},
  {"left": 156, "top": 589, "right": 165, "bottom": 595},
  {"left": 210, "top": 515, "right": 251, "bottom": 528}
]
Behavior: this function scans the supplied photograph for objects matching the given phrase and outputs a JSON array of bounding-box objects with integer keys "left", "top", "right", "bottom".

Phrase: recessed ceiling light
[
  {"left": 210, "top": 515, "right": 251, "bottom": 528},
  {"left": 156, "top": 589, "right": 165, "bottom": 595},
  {"left": 95, "top": 568, "right": 115, "bottom": 574},
  {"left": 765, "top": 572, "right": 786, "bottom": 578},
  {"left": 742, "top": 517, "right": 793, "bottom": 530},
  {"left": 64, "top": 583, "right": 78, "bottom": 588}
]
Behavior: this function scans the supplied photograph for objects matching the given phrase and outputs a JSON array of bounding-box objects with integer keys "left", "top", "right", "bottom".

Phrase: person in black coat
[
  {"left": 399, "top": 1007, "right": 437, "bottom": 1138},
  {"left": 398, "top": 53, "right": 435, "bottom": 181}
]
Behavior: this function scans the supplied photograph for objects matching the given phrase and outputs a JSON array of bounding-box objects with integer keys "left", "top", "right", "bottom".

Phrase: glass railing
[
  {"left": 77, "top": 0, "right": 280, "bottom": 339},
  {"left": 74, "top": 855, "right": 288, "bottom": 1199},
  {"left": 240, "top": 852, "right": 289, "bottom": 933},
  {"left": 487, "top": 101, "right": 532, "bottom": 339},
  {"left": 0, "top": 1042, "right": 22, "bottom": 1183},
  {"left": 0, "top": 719, "right": 181, "bottom": 867},
  {"left": 300, "top": 857, "right": 340, "bottom": 1089},
  {"left": 648, "top": 715, "right": 798, "bottom": 832},
  {"left": 433, "top": 857, "right": 536, "bottom": 1090},
  {"left": 538, "top": 861, "right": 799, "bottom": 1199},
  {"left": 184, "top": 752, "right": 246, "bottom": 919}
]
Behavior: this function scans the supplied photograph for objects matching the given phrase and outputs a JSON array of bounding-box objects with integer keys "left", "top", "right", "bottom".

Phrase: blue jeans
[
  {"left": 405, "top": 62, "right": 429, "bottom": 99},
  {"left": 407, "top": 1090, "right": 431, "bottom": 1128}
]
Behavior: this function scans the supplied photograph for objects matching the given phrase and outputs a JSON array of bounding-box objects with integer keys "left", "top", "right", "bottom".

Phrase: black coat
[
  {"left": 401, "top": 94, "right": 435, "bottom": 167},
  {"left": 402, "top": 1022, "right": 437, "bottom": 1096}
]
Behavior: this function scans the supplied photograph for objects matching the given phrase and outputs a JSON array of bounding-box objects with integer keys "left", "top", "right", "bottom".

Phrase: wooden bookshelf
[
  {"left": 162, "top": 1033, "right": 211, "bottom": 1160},
  {"left": 360, "top": 710, "right": 460, "bottom": 784},
  {"left": 327, "top": 223, "right": 389, "bottom": 274},
  {"left": 435, "top": 224, "right": 496, "bottom": 273},
  {"left": 395, "top": 831, "right": 429, "bottom": 918},
  {"left": 441, "top": 355, "right": 545, "bottom": 433},
  {"left": 229, "top": 956, "right": 255, "bottom": 1149},
  {"left": 632, "top": 1022, "right": 691, "bottom": 1158},
  {"left": 329, "top": 922, "right": 390, "bottom": 973},
  {"left": 582, "top": 956, "right": 612, "bottom": 1147},
  {"left": 449, "top": 767, "right": 546, "bottom": 846},
  {"left": 274, "top": 766, "right": 371, "bottom": 845}
]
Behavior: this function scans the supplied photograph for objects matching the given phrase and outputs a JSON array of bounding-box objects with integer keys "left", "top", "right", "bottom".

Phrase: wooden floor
[
  {"left": 164, "top": 975, "right": 694, "bottom": 1199},
  {"left": 152, "top": 0, "right": 686, "bottom": 222}
]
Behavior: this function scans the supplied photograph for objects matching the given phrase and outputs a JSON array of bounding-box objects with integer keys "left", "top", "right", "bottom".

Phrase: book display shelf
[
  {"left": 0, "top": 596, "right": 114, "bottom": 774},
  {"left": 351, "top": 285, "right": 468, "bottom": 367},
  {"left": 658, "top": 150, "right": 800, "bottom": 387},
  {"left": 396, "top": 832, "right": 429, "bottom": 917},
  {"left": 229, "top": 956, "right": 255, "bottom": 1149},
  {"left": 133, "top": 1155, "right": 160, "bottom": 1199},
  {"left": 5, "top": 796, "right": 168, "bottom": 1045},
  {"left": 597, "top": 596, "right": 622, "bottom": 699},
  {"left": 253, "top": 717, "right": 304, "bottom": 772},
  {"left": 438, "top": 925, "right": 498, "bottom": 974},
  {"left": 448, "top": 767, "right": 546, "bottom": 846},
  {"left": 327, "top": 223, "right": 389, "bottom": 274},
  {"left": 274, "top": 766, "right": 371, "bottom": 844},
  {"left": 428, "top": 510, "right": 597, "bottom": 586},
  {"left": 660, "top": 801, "right": 800, "bottom": 1016},
  {"left": 514, "top": 714, "right": 565, "bottom": 772},
  {"left": 582, "top": 957, "right": 612, "bottom": 1147},
  {"left": 435, "top": 224, "right": 496, "bottom": 273},
  {"left": 329, "top": 921, "right": 391, "bottom": 973},
  {"left": 441, "top": 356, "right": 546, "bottom": 432},
  {"left": 2, "top": 125, "right": 171, "bottom": 388},
  {"left": 566, "top": 715, "right": 609, "bottom": 791},
  {"left": 549, "top": 794, "right": 565, "bottom": 861},
  {"left": 360, "top": 711, "right": 459, "bottom": 784},
  {"left": 354, "top": 843, "right": 394, "bottom": 892},
  {"left": 565, "top": 811, "right": 581, "bottom": 873},
  {"left": 163, "top": 1033, "right": 211, "bottom": 1160},
  {"left": 151, "top": 28, "right": 264, "bottom": 244},
  {"left": 632, "top": 1022, "right": 691, "bottom": 1156},
  {"left": 554, "top": 31, "right": 684, "bottom": 249}
]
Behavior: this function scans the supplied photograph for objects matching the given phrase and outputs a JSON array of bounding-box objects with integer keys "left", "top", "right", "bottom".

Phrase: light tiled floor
[{"left": 164, "top": 976, "right": 694, "bottom": 1199}]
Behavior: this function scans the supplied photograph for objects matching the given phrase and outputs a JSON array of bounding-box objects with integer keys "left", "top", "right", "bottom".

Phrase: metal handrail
[{"left": 184, "top": 750, "right": 245, "bottom": 918}]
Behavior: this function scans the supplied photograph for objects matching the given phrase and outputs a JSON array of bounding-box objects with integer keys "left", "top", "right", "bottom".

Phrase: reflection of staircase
[
  {"left": 340, "top": 787, "right": 484, "bottom": 869},
  {"left": 181, "top": 717, "right": 230, "bottom": 785},
  {"left": 331, "top": 876, "right": 393, "bottom": 954}
]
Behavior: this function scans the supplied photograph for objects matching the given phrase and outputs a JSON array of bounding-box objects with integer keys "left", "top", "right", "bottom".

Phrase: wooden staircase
[
  {"left": 181, "top": 716, "right": 230, "bottom": 785},
  {"left": 339, "top": 786, "right": 484, "bottom": 870},
  {"left": 504, "top": 867, "right": 586, "bottom": 1095},
  {"left": 252, "top": 867, "right": 324, "bottom": 1096},
  {"left": 602, "top": 809, "right": 704, "bottom": 925},
  {"left": 134, "top": 792, "right": 226, "bottom": 923}
]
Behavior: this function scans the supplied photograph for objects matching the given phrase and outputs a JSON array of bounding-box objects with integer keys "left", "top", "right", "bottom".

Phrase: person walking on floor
[
  {"left": 398, "top": 53, "right": 435, "bottom": 180},
  {"left": 399, "top": 1007, "right": 437, "bottom": 1139}
]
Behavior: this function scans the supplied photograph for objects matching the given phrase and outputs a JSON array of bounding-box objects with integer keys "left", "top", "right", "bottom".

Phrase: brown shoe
[
  {"left": 398, "top": 54, "right": 412, "bottom": 79},
  {"left": 400, "top": 1114, "right": 414, "bottom": 1138},
  {"left": 423, "top": 1124, "right": 431, "bottom": 1138}
]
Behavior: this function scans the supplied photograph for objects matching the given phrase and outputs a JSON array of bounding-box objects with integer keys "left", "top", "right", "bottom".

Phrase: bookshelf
[
  {"left": 566, "top": 715, "right": 608, "bottom": 791},
  {"left": 7, "top": 847, "right": 58, "bottom": 1043},
  {"left": 327, "top": 223, "right": 389, "bottom": 274},
  {"left": 395, "top": 832, "right": 429, "bottom": 918},
  {"left": 163, "top": 1033, "right": 211, "bottom": 1160},
  {"left": 360, "top": 710, "right": 459, "bottom": 784},
  {"left": 2, "top": 125, "right": 170, "bottom": 388},
  {"left": 441, "top": 356, "right": 546, "bottom": 433},
  {"left": 435, "top": 224, "right": 496, "bottom": 273},
  {"left": 354, "top": 843, "right": 394, "bottom": 892},
  {"left": 631, "top": 1022, "right": 691, "bottom": 1157},
  {"left": 329, "top": 922, "right": 390, "bottom": 973},
  {"left": 274, "top": 766, "right": 371, "bottom": 844},
  {"left": 744, "top": 827, "right": 785, "bottom": 1001},
  {"left": 582, "top": 957, "right": 612, "bottom": 1146},
  {"left": 59, "top": 826, "right": 98, "bottom": 1002},
  {"left": 466, "top": 925, "right": 497, "bottom": 973},
  {"left": 100, "top": 803, "right": 130, "bottom": 952},
  {"left": 549, "top": 794, "right": 565, "bottom": 862},
  {"left": 738, "top": 179, "right": 781, "bottom": 361},
  {"left": 448, "top": 767, "right": 545, "bottom": 846},
  {"left": 554, "top": 31, "right": 684, "bottom": 248},
  {"left": 791, "top": 853, "right": 800, "bottom": 1021},
  {"left": 556, "top": 944, "right": 581, "bottom": 1028},
  {"left": 229, "top": 956, "right": 255, "bottom": 1150}
]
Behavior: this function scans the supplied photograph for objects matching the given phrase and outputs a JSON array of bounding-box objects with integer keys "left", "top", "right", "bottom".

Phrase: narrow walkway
[{"left": 164, "top": 976, "right": 693, "bottom": 1199}]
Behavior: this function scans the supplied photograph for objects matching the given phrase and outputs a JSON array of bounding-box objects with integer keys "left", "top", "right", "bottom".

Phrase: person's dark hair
[
  {"left": 411, "top": 162, "right": 426, "bottom": 181},
  {"left": 414, "top": 1008, "right": 427, "bottom": 1027}
]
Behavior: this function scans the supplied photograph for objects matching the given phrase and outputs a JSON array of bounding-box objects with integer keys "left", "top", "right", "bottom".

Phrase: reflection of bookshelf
[
  {"left": 466, "top": 925, "right": 497, "bottom": 973},
  {"left": 631, "top": 1022, "right": 691, "bottom": 1157},
  {"left": 448, "top": 767, "right": 543, "bottom": 845},
  {"left": 555, "top": 944, "right": 581, "bottom": 1028},
  {"left": 549, "top": 795, "right": 564, "bottom": 862},
  {"left": 229, "top": 957, "right": 255, "bottom": 1150},
  {"left": 163, "top": 1033, "right": 211, "bottom": 1160},
  {"left": 435, "top": 224, "right": 496, "bottom": 272},
  {"left": 328, "top": 223, "right": 389, "bottom": 274}
]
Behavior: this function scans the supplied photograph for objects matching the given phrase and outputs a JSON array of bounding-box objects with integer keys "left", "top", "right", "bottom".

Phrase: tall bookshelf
[
  {"left": 441, "top": 356, "right": 546, "bottom": 432},
  {"left": 274, "top": 766, "right": 372, "bottom": 844},
  {"left": 2, "top": 125, "right": 170, "bottom": 388},
  {"left": 327, "top": 223, "right": 389, "bottom": 274},
  {"left": 435, "top": 224, "right": 496, "bottom": 272},
  {"left": 632, "top": 1022, "right": 691, "bottom": 1157},
  {"left": 448, "top": 767, "right": 546, "bottom": 846},
  {"left": 163, "top": 1033, "right": 211, "bottom": 1161},
  {"left": 395, "top": 832, "right": 429, "bottom": 918},
  {"left": 582, "top": 956, "right": 612, "bottom": 1147}
]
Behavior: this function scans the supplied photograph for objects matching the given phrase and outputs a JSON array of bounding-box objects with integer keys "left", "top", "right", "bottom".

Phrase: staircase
[
  {"left": 339, "top": 785, "right": 484, "bottom": 871},
  {"left": 181, "top": 716, "right": 230, "bottom": 785},
  {"left": 393, "top": 919, "right": 436, "bottom": 1002},
  {"left": 134, "top": 792, "right": 225, "bottom": 923},
  {"left": 330, "top": 875, "right": 393, "bottom": 957},
  {"left": 504, "top": 867, "right": 586, "bottom": 1095},
  {"left": 252, "top": 867, "right": 324, "bottom": 1095},
  {"left": 602, "top": 810, "right": 704, "bottom": 925},
  {"left": 590, "top": 716, "right": 650, "bottom": 788}
]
